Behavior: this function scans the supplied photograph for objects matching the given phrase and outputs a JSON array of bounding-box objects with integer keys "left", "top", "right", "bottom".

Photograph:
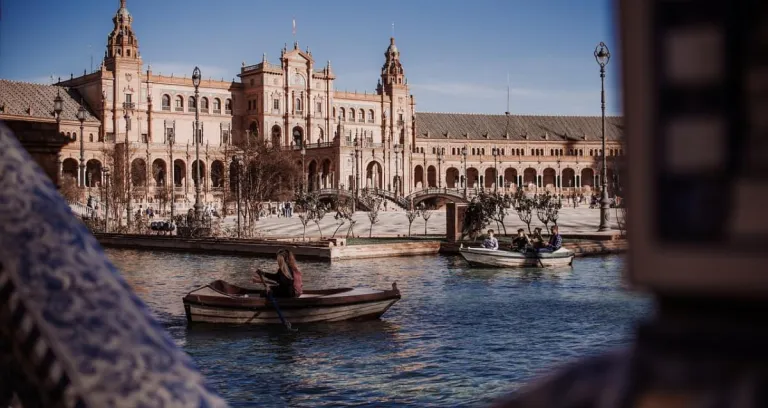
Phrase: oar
[{"left": 256, "top": 271, "right": 297, "bottom": 332}]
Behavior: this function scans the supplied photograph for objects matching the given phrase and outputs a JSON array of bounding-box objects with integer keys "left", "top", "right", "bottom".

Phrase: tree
[
  {"left": 295, "top": 190, "right": 328, "bottom": 240},
  {"left": 360, "top": 192, "right": 383, "bottom": 238},
  {"left": 514, "top": 189, "right": 535, "bottom": 234},
  {"left": 461, "top": 196, "right": 494, "bottom": 241},
  {"left": 535, "top": 193, "right": 552, "bottom": 234},
  {"left": 546, "top": 195, "right": 562, "bottom": 230},
  {"left": 60, "top": 175, "right": 81, "bottom": 203},
  {"left": 238, "top": 138, "right": 302, "bottom": 234},
  {"left": 332, "top": 195, "right": 356, "bottom": 238},
  {"left": 488, "top": 193, "right": 513, "bottom": 235},
  {"left": 97, "top": 143, "right": 138, "bottom": 231},
  {"left": 404, "top": 205, "right": 419, "bottom": 237},
  {"left": 418, "top": 202, "right": 434, "bottom": 236}
]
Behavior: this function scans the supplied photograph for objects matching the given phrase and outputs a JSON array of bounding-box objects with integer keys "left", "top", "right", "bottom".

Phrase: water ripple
[{"left": 108, "top": 249, "right": 650, "bottom": 407}]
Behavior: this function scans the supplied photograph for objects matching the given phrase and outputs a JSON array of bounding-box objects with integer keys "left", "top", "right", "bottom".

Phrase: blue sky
[{"left": 0, "top": 0, "right": 620, "bottom": 115}]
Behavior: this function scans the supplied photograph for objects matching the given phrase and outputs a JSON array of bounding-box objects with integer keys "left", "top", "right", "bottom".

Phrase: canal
[{"left": 107, "top": 249, "right": 651, "bottom": 407}]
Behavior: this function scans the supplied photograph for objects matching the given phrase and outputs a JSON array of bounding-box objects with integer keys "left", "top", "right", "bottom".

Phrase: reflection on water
[{"left": 108, "top": 249, "right": 650, "bottom": 407}]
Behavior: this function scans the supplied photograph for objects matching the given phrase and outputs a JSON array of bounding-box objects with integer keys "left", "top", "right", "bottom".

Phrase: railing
[
  {"left": 162, "top": 106, "right": 170, "bottom": 111},
  {"left": 213, "top": 109, "right": 221, "bottom": 114},
  {"left": 175, "top": 107, "right": 183, "bottom": 112}
]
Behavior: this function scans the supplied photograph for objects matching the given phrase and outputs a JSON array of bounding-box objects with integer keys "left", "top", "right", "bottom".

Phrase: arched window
[
  {"left": 368, "top": 109, "right": 374, "bottom": 122},
  {"left": 175, "top": 96, "right": 184, "bottom": 111},
  {"left": 127, "top": 49, "right": 131, "bottom": 57},
  {"left": 201, "top": 97, "right": 209, "bottom": 112},
  {"left": 225, "top": 98, "right": 232, "bottom": 114},
  {"left": 295, "top": 97, "right": 303, "bottom": 112},
  {"left": 432, "top": 147, "right": 436, "bottom": 154},
  {"left": 349, "top": 108, "right": 356, "bottom": 122},
  {"left": 340, "top": 108, "right": 346, "bottom": 121},
  {"left": 358, "top": 109, "right": 364, "bottom": 122},
  {"left": 89, "top": 133, "right": 94, "bottom": 142},
  {"left": 188, "top": 96, "right": 196, "bottom": 111},
  {"left": 213, "top": 98, "right": 221, "bottom": 113},
  {"left": 162, "top": 94, "right": 171, "bottom": 111}
]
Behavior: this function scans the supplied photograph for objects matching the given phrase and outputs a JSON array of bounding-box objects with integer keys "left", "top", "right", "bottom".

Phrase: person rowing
[{"left": 254, "top": 249, "right": 303, "bottom": 298}]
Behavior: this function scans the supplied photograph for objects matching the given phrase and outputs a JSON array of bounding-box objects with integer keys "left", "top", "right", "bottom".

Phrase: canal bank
[{"left": 94, "top": 233, "right": 627, "bottom": 261}]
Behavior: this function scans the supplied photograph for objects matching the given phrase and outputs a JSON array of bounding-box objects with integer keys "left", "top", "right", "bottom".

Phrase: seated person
[
  {"left": 254, "top": 249, "right": 304, "bottom": 298},
  {"left": 530, "top": 227, "right": 544, "bottom": 248},
  {"left": 482, "top": 229, "right": 499, "bottom": 250},
  {"left": 511, "top": 228, "right": 532, "bottom": 252},
  {"left": 538, "top": 225, "right": 563, "bottom": 253}
]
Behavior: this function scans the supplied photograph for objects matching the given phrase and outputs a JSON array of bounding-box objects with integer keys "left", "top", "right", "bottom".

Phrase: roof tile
[{"left": 0, "top": 79, "right": 99, "bottom": 123}]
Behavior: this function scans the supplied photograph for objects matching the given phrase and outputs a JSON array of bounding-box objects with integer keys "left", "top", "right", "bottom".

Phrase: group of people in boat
[{"left": 482, "top": 226, "right": 563, "bottom": 253}]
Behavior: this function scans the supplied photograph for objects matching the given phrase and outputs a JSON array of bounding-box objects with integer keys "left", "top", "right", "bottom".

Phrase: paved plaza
[{"left": 217, "top": 207, "right": 621, "bottom": 239}]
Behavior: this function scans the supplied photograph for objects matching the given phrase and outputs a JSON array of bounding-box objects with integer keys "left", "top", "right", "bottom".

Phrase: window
[
  {"left": 125, "top": 93, "right": 132, "bottom": 105},
  {"left": 175, "top": 96, "right": 184, "bottom": 111},
  {"left": 349, "top": 108, "right": 356, "bottom": 122},
  {"left": 141, "top": 133, "right": 148, "bottom": 143},
  {"left": 106, "top": 132, "right": 115, "bottom": 142},
  {"left": 295, "top": 97, "right": 303, "bottom": 112},
  {"left": 248, "top": 100, "right": 252, "bottom": 111},
  {"left": 225, "top": 99, "right": 232, "bottom": 114},
  {"left": 200, "top": 97, "right": 209, "bottom": 113},
  {"left": 273, "top": 98, "right": 279, "bottom": 111},
  {"left": 368, "top": 110, "right": 374, "bottom": 122},
  {"left": 316, "top": 101, "right": 322, "bottom": 114},
  {"left": 162, "top": 94, "right": 171, "bottom": 111},
  {"left": 222, "top": 130, "right": 230, "bottom": 145},
  {"left": 358, "top": 110, "right": 364, "bottom": 122},
  {"left": 340, "top": 108, "right": 346, "bottom": 121},
  {"left": 188, "top": 96, "right": 196, "bottom": 111}
]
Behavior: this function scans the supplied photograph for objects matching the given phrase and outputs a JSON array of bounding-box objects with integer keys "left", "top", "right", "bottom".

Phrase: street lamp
[
  {"left": 394, "top": 143, "right": 402, "bottom": 196},
  {"left": 232, "top": 155, "right": 242, "bottom": 238},
  {"left": 54, "top": 90, "right": 64, "bottom": 183},
  {"left": 103, "top": 166, "right": 110, "bottom": 233},
  {"left": 594, "top": 41, "right": 611, "bottom": 231},
  {"left": 167, "top": 122, "right": 175, "bottom": 220},
  {"left": 192, "top": 66, "right": 203, "bottom": 222},
  {"left": 354, "top": 136, "right": 361, "bottom": 207},
  {"left": 349, "top": 151, "right": 356, "bottom": 212},
  {"left": 436, "top": 147, "right": 444, "bottom": 189},
  {"left": 461, "top": 146, "right": 468, "bottom": 197},
  {"left": 76, "top": 102, "right": 87, "bottom": 188},
  {"left": 124, "top": 107, "right": 132, "bottom": 230},
  {"left": 492, "top": 147, "right": 500, "bottom": 193},
  {"left": 300, "top": 143, "right": 307, "bottom": 192}
]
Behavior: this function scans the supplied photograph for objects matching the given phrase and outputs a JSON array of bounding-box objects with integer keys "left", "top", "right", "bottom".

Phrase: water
[{"left": 107, "top": 249, "right": 651, "bottom": 407}]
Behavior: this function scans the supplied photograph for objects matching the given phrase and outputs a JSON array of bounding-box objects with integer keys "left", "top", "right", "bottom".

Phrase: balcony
[
  {"left": 162, "top": 105, "right": 170, "bottom": 111},
  {"left": 123, "top": 102, "right": 136, "bottom": 110},
  {"left": 175, "top": 107, "right": 184, "bottom": 112}
]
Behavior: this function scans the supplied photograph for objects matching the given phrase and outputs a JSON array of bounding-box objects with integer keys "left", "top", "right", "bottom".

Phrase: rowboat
[
  {"left": 183, "top": 280, "right": 401, "bottom": 325},
  {"left": 459, "top": 245, "right": 575, "bottom": 268}
]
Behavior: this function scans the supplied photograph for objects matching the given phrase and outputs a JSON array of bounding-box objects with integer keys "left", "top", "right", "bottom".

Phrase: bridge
[{"left": 314, "top": 187, "right": 471, "bottom": 210}]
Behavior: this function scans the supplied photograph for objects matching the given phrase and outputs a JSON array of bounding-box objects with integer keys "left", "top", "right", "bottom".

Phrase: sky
[{"left": 0, "top": 0, "right": 621, "bottom": 115}]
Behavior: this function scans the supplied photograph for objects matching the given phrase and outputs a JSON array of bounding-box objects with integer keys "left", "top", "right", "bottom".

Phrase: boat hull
[
  {"left": 183, "top": 281, "right": 401, "bottom": 325},
  {"left": 459, "top": 247, "right": 574, "bottom": 268}
]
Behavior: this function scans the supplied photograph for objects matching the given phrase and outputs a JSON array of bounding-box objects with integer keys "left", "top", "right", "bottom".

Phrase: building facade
[{"left": 0, "top": 0, "right": 623, "bottom": 212}]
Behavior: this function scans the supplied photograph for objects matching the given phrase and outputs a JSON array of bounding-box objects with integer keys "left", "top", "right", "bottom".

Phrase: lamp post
[
  {"left": 300, "top": 143, "right": 306, "bottom": 192},
  {"left": 492, "top": 147, "right": 500, "bottom": 193},
  {"left": 123, "top": 105, "right": 133, "bottom": 230},
  {"left": 436, "top": 147, "right": 444, "bottom": 189},
  {"left": 354, "top": 136, "right": 361, "bottom": 206},
  {"left": 192, "top": 67, "right": 203, "bottom": 222},
  {"left": 103, "top": 166, "right": 110, "bottom": 233},
  {"left": 349, "top": 151, "right": 356, "bottom": 212},
  {"left": 54, "top": 91, "right": 63, "bottom": 184},
  {"left": 76, "top": 102, "right": 87, "bottom": 188},
  {"left": 556, "top": 158, "right": 562, "bottom": 195},
  {"left": 461, "top": 146, "right": 468, "bottom": 198},
  {"left": 394, "top": 143, "right": 402, "bottom": 196},
  {"left": 594, "top": 42, "right": 611, "bottom": 231},
  {"left": 233, "top": 155, "right": 242, "bottom": 238},
  {"left": 167, "top": 122, "right": 175, "bottom": 220}
]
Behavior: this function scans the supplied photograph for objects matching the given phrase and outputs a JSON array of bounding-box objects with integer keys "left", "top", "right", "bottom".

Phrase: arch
[
  {"left": 175, "top": 95, "right": 184, "bottom": 111},
  {"left": 484, "top": 168, "right": 496, "bottom": 189},
  {"left": 523, "top": 168, "right": 537, "bottom": 188},
  {"left": 358, "top": 109, "right": 364, "bottom": 122},
  {"left": 349, "top": 108, "right": 356, "bottom": 122},
  {"left": 295, "top": 97, "right": 303, "bottom": 112},
  {"left": 62, "top": 158, "right": 78, "bottom": 180},
  {"left": 249, "top": 121, "right": 260, "bottom": 141},
  {"left": 562, "top": 168, "right": 576, "bottom": 189},
  {"left": 225, "top": 98, "right": 232, "bottom": 113},
  {"left": 88, "top": 133, "right": 94, "bottom": 142},
  {"left": 173, "top": 159, "right": 186, "bottom": 187},
  {"left": 292, "top": 126, "right": 303, "bottom": 147},
  {"left": 307, "top": 160, "right": 318, "bottom": 191},
  {"left": 151, "top": 158, "right": 167, "bottom": 187},
  {"left": 201, "top": 97, "right": 209, "bottom": 112},
  {"left": 271, "top": 125, "right": 282, "bottom": 147},
  {"left": 414, "top": 165, "right": 424, "bottom": 188},
  {"left": 321, "top": 158, "right": 332, "bottom": 189},
  {"left": 211, "top": 160, "right": 225, "bottom": 188},
  {"left": 466, "top": 167, "right": 479, "bottom": 188},
  {"left": 446, "top": 167, "right": 460, "bottom": 188},
  {"left": 229, "top": 160, "right": 240, "bottom": 192},
  {"left": 504, "top": 168, "right": 517, "bottom": 188},
  {"left": 130, "top": 158, "right": 147, "bottom": 187},
  {"left": 427, "top": 165, "right": 437, "bottom": 188},
  {"left": 191, "top": 160, "right": 206, "bottom": 187},
  {"left": 366, "top": 161, "right": 383, "bottom": 189},
  {"left": 85, "top": 159, "right": 102, "bottom": 187},
  {"left": 368, "top": 109, "right": 374, "bottom": 122},
  {"left": 340, "top": 107, "right": 345, "bottom": 121},
  {"left": 213, "top": 98, "right": 221, "bottom": 112},
  {"left": 581, "top": 168, "right": 595, "bottom": 188},
  {"left": 188, "top": 96, "right": 196, "bottom": 111},
  {"left": 162, "top": 94, "right": 171, "bottom": 110},
  {"left": 542, "top": 168, "right": 556, "bottom": 189}
]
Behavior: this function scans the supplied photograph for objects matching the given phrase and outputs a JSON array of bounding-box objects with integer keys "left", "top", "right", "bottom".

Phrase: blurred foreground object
[
  {"left": 493, "top": 0, "right": 768, "bottom": 406},
  {"left": 0, "top": 122, "right": 227, "bottom": 406}
]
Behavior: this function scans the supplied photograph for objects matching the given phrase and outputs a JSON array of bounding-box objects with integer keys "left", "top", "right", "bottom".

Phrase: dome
[{"left": 387, "top": 37, "right": 398, "bottom": 54}]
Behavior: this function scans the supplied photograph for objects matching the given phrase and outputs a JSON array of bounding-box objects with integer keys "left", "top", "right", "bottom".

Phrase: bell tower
[
  {"left": 103, "top": 0, "right": 142, "bottom": 72},
  {"left": 380, "top": 37, "right": 406, "bottom": 92}
]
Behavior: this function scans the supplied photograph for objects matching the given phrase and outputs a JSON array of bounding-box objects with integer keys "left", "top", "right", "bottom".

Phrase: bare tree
[
  {"left": 418, "top": 203, "right": 434, "bottom": 236},
  {"left": 360, "top": 193, "right": 383, "bottom": 238},
  {"left": 98, "top": 143, "right": 138, "bottom": 231},
  {"left": 60, "top": 175, "right": 82, "bottom": 203},
  {"left": 514, "top": 189, "right": 535, "bottom": 234},
  {"left": 331, "top": 195, "right": 356, "bottom": 238},
  {"left": 405, "top": 206, "right": 419, "bottom": 237}
]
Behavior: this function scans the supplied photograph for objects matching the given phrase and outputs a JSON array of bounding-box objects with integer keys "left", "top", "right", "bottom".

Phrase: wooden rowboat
[
  {"left": 183, "top": 280, "right": 401, "bottom": 325},
  {"left": 459, "top": 246, "right": 575, "bottom": 268}
]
